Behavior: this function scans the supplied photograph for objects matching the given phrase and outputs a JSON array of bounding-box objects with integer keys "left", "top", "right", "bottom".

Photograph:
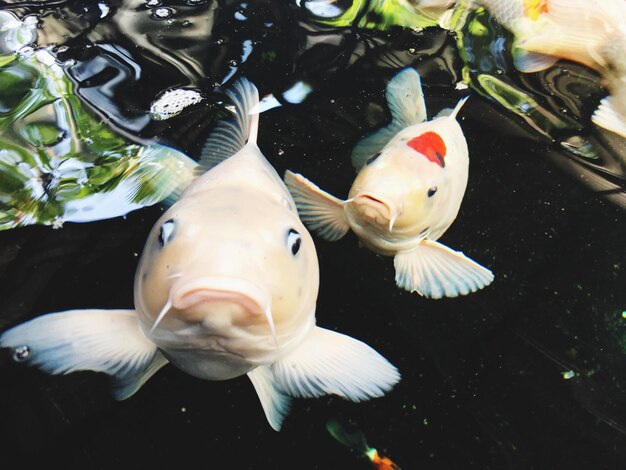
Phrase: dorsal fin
[
  {"left": 198, "top": 78, "right": 260, "bottom": 173},
  {"left": 352, "top": 67, "right": 427, "bottom": 170}
]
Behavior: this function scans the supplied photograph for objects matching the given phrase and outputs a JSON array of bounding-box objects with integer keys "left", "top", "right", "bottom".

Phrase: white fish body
[
  {"left": 285, "top": 68, "right": 493, "bottom": 299},
  {"left": 477, "top": 0, "right": 626, "bottom": 138},
  {"left": 0, "top": 79, "right": 400, "bottom": 431}
]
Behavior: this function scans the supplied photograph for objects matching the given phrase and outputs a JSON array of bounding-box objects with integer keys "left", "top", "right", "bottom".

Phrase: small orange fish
[
  {"left": 366, "top": 448, "right": 402, "bottom": 470},
  {"left": 327, "top": 418, "right": 402, "bottom": 470}
]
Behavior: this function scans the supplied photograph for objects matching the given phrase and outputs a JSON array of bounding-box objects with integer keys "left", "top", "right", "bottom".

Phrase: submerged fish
[
  {"left": 326, "top": 417, "right": 401, "bottom": 469},
  {"left": 285, "top": 68, "right": 493, "bottom": 299},
  {"left": 0, "top": 78, "right": 400, "bottom": 431},
  {"left": 475, "top": 0, "right": 626, "bottom": 138}
]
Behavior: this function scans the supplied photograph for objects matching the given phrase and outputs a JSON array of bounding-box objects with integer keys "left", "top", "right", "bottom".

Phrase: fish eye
[
  {"left": 286, "top": 228, "right": 302, "bottom": 256},
  {"left": 158, "top": 219, "right": 176, "bottom": 247},
  {"left": 366, "top": 152, "right": 381, "bottom": 165},
  {"left": 427, "top": 187, "right": 437, "bottom": 198}
]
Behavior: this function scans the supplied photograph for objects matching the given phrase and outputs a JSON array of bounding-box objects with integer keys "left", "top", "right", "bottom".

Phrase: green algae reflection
[{"left": 0, "top": 46, "right": 195, "bottom": 230}]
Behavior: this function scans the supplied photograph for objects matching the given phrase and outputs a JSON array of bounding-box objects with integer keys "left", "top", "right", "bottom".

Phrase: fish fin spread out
[
  {"left": 270, "top": 326, "right": 400, "bottom": 402},
  {"left": 592, "top": 96, "right": 626, "bottom": 139},
  {"left": 0, "top": 309, "right": 163, "bottom": 398},
  {"left": 512, "top": 47, "right": 560, "bottom": 73},
  {"left": 284, "top": 170, "right": 350, "bottom": 241},
  {"left": 247, "top": 366, "right": 292, "bottom": 431},
  {"left": 198, "top": 78, "right": 260, "bottom": 174},
  {"left": 352, "top": 68, "right": 427, "bottom": 170},
  {"left": 394, "top": 239, "right": 494, "bottom": 298},
  {"left": 111, "top": 351, "right": 168, "bottom": 400}
]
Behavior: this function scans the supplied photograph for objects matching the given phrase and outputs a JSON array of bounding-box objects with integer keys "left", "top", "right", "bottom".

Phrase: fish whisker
[
  {"left": 263, "top": 305, "right": 279, "bottom": 349},
  {"left": 150, "top": 298, "right": 173, "bottom": 333}
]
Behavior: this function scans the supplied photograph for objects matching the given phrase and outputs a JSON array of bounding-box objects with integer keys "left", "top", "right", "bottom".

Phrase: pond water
[{"left": 0, "top": 1, "right": 625, "bottom": 468}]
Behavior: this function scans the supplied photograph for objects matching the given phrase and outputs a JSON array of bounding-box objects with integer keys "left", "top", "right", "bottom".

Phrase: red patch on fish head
[{"left": 406, "top": 131, "right": 446, "bottom": 168}]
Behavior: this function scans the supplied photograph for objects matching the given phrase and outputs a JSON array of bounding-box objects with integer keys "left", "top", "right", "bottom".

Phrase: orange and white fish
[
  {"left": 326, "top": 417, "right": 402, "bottom": 469},
  {"left": 475, "top": 0, "right": 626, "bottom": 138},
  {"left": 0, "top": 78, "right": 400, "bottom": 431},
  {"left": 285, "top": 68, "right": 493, "bottom": 299}
]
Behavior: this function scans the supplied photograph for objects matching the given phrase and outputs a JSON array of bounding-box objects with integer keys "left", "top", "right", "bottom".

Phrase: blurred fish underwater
[
  {"left": 327, "top": 417, "right": 402, "bottom": 469},
  {"left": 0, "top": 0, "right": 625, "bottom": 469}
]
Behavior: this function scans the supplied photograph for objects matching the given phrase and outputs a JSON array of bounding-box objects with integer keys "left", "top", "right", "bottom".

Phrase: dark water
[{"left": 0, "top": 1, "right": 625, "bottom": 468}]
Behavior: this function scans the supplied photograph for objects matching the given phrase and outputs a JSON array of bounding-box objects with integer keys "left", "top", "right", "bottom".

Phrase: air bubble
[
  {"left": 12, "top": 345, "right": 30, "bottom": 362},
  {"left": 150, "top": 88, "right": 204, "bottom": 121},
  {"left": 152, "top": 7, "right": 173, "bottom": 19},
  {"left": 147, "top": 0, "right": 161, "bottom": 6}
]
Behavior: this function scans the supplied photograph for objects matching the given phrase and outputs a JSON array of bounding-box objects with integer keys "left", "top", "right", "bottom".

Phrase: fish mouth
[
  {"left": 172, "top": 277, "right": 270, "bottom": 314},
  {"left": 164, "top": 277, "right": 277, "bottom": 344},
  {"left": 352, "top": 194, "right": 397, "bottom": 229}
]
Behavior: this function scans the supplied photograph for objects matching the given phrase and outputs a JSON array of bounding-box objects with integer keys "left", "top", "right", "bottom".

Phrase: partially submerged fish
[
  {"left": 474, "top": 0, "right": 626, "bottom": 138},
  {"left": 0, "top": 78, "right": 400, "bottom": 430},
  {"left": 285, "top": 68, "right": 493, "bottom": 299},
  {"left": 326, "top": 417, "right": 401, "bottom": 469}
]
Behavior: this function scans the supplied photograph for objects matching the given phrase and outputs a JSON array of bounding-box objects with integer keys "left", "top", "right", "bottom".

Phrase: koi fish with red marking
[{"left": 284, "top": 68, "right": 493, "bottom": 298}]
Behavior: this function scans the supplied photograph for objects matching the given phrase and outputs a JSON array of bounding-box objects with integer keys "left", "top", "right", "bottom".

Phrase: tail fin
[
  {"left": 352, "top": 68, "right": 427, "bottom": 170},
  {"left": 0, "top": 309, "right": 166, "bottom": 399},
  {"left": 198, "top": 78, "right": 260, "bottom": 173}
]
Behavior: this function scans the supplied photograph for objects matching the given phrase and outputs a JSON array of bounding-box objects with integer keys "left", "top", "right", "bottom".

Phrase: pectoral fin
[
  {"left": 0, "top": 309, "right": 165, "bottom": 399},
  {"left": 394, "top": 240, "right": 494, "bottom": 298},
  {"left": 284, "top": 170, "right": 350, "bottom": 241},
  {"left": 247, "top": 366, "right": 292, "bottom": 431},
  {"left": 592, "top": 96, "right": 626, "bottom": 139},
  {"left": 270, "top": 326, "right": 400, "bottom": 401}
]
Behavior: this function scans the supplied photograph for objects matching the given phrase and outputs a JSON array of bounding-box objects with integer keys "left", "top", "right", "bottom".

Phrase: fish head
[
  {"left": 134, "top": 185, "right": 319, "bottom": 369},
  {"left": 347, "top": 125, "right": 466, "bottom": 239}
]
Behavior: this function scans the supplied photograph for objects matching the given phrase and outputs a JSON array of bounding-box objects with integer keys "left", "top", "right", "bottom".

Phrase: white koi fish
[
  {"left": 284, "top": 68, "right": 493, "bottom": 299},
  {"left": 475, "top": 0, "right": 626, "bottom": 138},
  {"left": 0, "top": 78, "right": 400, "bottom": 431}
]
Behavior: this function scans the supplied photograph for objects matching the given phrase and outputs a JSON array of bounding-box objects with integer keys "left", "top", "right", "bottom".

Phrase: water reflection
[
  {"left": 309, "top": 1, "right": 626, "bottom": 207},
  {"left": 0, "top": 2, "right": 625, "bottom": 469},
  {"left": 0, "top": 12, "right": 195, "bottom": 230}
]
